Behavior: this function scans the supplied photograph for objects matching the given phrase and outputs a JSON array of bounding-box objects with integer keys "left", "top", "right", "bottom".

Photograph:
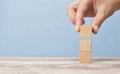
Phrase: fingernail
[
  {"left": 94, "top": 26, "right": 98, "bottom": 34},
  {"left": 76, "top": 21, "right": 80, "bottom": 32},
  {"left": 76, "top": 24, "right": 80, "bottom": 32}
]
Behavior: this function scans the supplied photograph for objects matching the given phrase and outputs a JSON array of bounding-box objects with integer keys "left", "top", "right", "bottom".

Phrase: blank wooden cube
[
  {"left": 80, "top": 26, "right": 92, "bottom": 38},
  {"left": 80, "top": 51, "right": 91, "bottom": 63},
  {"left": 80, "top": 40, "right": 92, "bottom": 52}
]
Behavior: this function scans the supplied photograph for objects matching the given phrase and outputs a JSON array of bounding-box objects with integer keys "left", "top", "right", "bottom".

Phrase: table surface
[{"left": 0, "top": 57, "right": 120, "bottom": 74}]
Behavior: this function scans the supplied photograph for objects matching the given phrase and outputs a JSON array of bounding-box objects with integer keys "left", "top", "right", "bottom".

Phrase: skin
[{"left": 67, "top": 0, "right": 120, "bottom": 34}]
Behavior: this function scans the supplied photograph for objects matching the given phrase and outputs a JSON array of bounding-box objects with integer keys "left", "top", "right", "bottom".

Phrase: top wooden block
[{"left": 80, "top": 26, "right": 92, "bottom": 38}]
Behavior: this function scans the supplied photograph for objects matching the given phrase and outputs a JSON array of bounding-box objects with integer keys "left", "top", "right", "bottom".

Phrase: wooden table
[{"left": 0, "top": 57, "right": 119, "bottom": 74}]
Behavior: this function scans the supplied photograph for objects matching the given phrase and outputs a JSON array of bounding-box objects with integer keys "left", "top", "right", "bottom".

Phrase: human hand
[{"left": 67, "top": 0, "right": 120, "bottom": 34}]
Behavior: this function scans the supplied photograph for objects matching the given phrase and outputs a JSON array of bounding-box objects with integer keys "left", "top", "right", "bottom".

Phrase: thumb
[{"left": 92, "top": 12, "right": 106, "bottom": 34}]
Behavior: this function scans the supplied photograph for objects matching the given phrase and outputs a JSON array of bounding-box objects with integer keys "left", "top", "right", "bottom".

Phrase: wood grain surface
[{"left": 0, "top": 57, "right": 119, "bottom": 74}]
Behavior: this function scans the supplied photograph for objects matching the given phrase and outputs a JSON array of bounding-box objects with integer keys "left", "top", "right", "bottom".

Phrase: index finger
[{"left": 75, "top": 0, "right": 91, "bottom": 32}]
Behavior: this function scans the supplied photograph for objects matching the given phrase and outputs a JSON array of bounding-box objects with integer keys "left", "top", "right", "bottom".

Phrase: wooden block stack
[{"left": 80, "top": 26, "right": 92, "bottom": 63}]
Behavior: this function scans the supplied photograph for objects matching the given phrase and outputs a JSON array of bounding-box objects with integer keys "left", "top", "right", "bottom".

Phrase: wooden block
[
  {"left": 80, "top": 40, "right": 92, "bottom": 52},
  {"left": 80, "top": 25, "right": 92, "bottom": 38},
  {"left": 80, "top": 51, "right": 91, "bottom": 63}
]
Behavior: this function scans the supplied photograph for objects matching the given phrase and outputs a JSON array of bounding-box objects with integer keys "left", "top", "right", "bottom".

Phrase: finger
[
  {"left": 67, "top": 3, "right": 78, "bottom": 24},
  {"left": 92, "top": 12, "right": 106, "bottom": 34},
  {"left": 76, "top": 18, "right": 84, "bottom": 32},
  {"left": 75, "top": 1, "right": 90, "bottom": 32}
]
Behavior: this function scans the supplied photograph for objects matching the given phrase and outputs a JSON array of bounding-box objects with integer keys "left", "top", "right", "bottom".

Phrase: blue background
[{"left": 0, "top": 0, "right": 120, "bottom": 57}]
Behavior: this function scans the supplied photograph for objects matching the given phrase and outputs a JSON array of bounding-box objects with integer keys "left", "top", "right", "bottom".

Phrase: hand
[{"left": 67, "top": 0, "right": 120, "bottom": 34}]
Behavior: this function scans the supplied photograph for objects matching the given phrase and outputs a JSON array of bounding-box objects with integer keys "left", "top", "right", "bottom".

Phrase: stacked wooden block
[{"left": 80, "top": 26, "right": 92, "bottom": 63}]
